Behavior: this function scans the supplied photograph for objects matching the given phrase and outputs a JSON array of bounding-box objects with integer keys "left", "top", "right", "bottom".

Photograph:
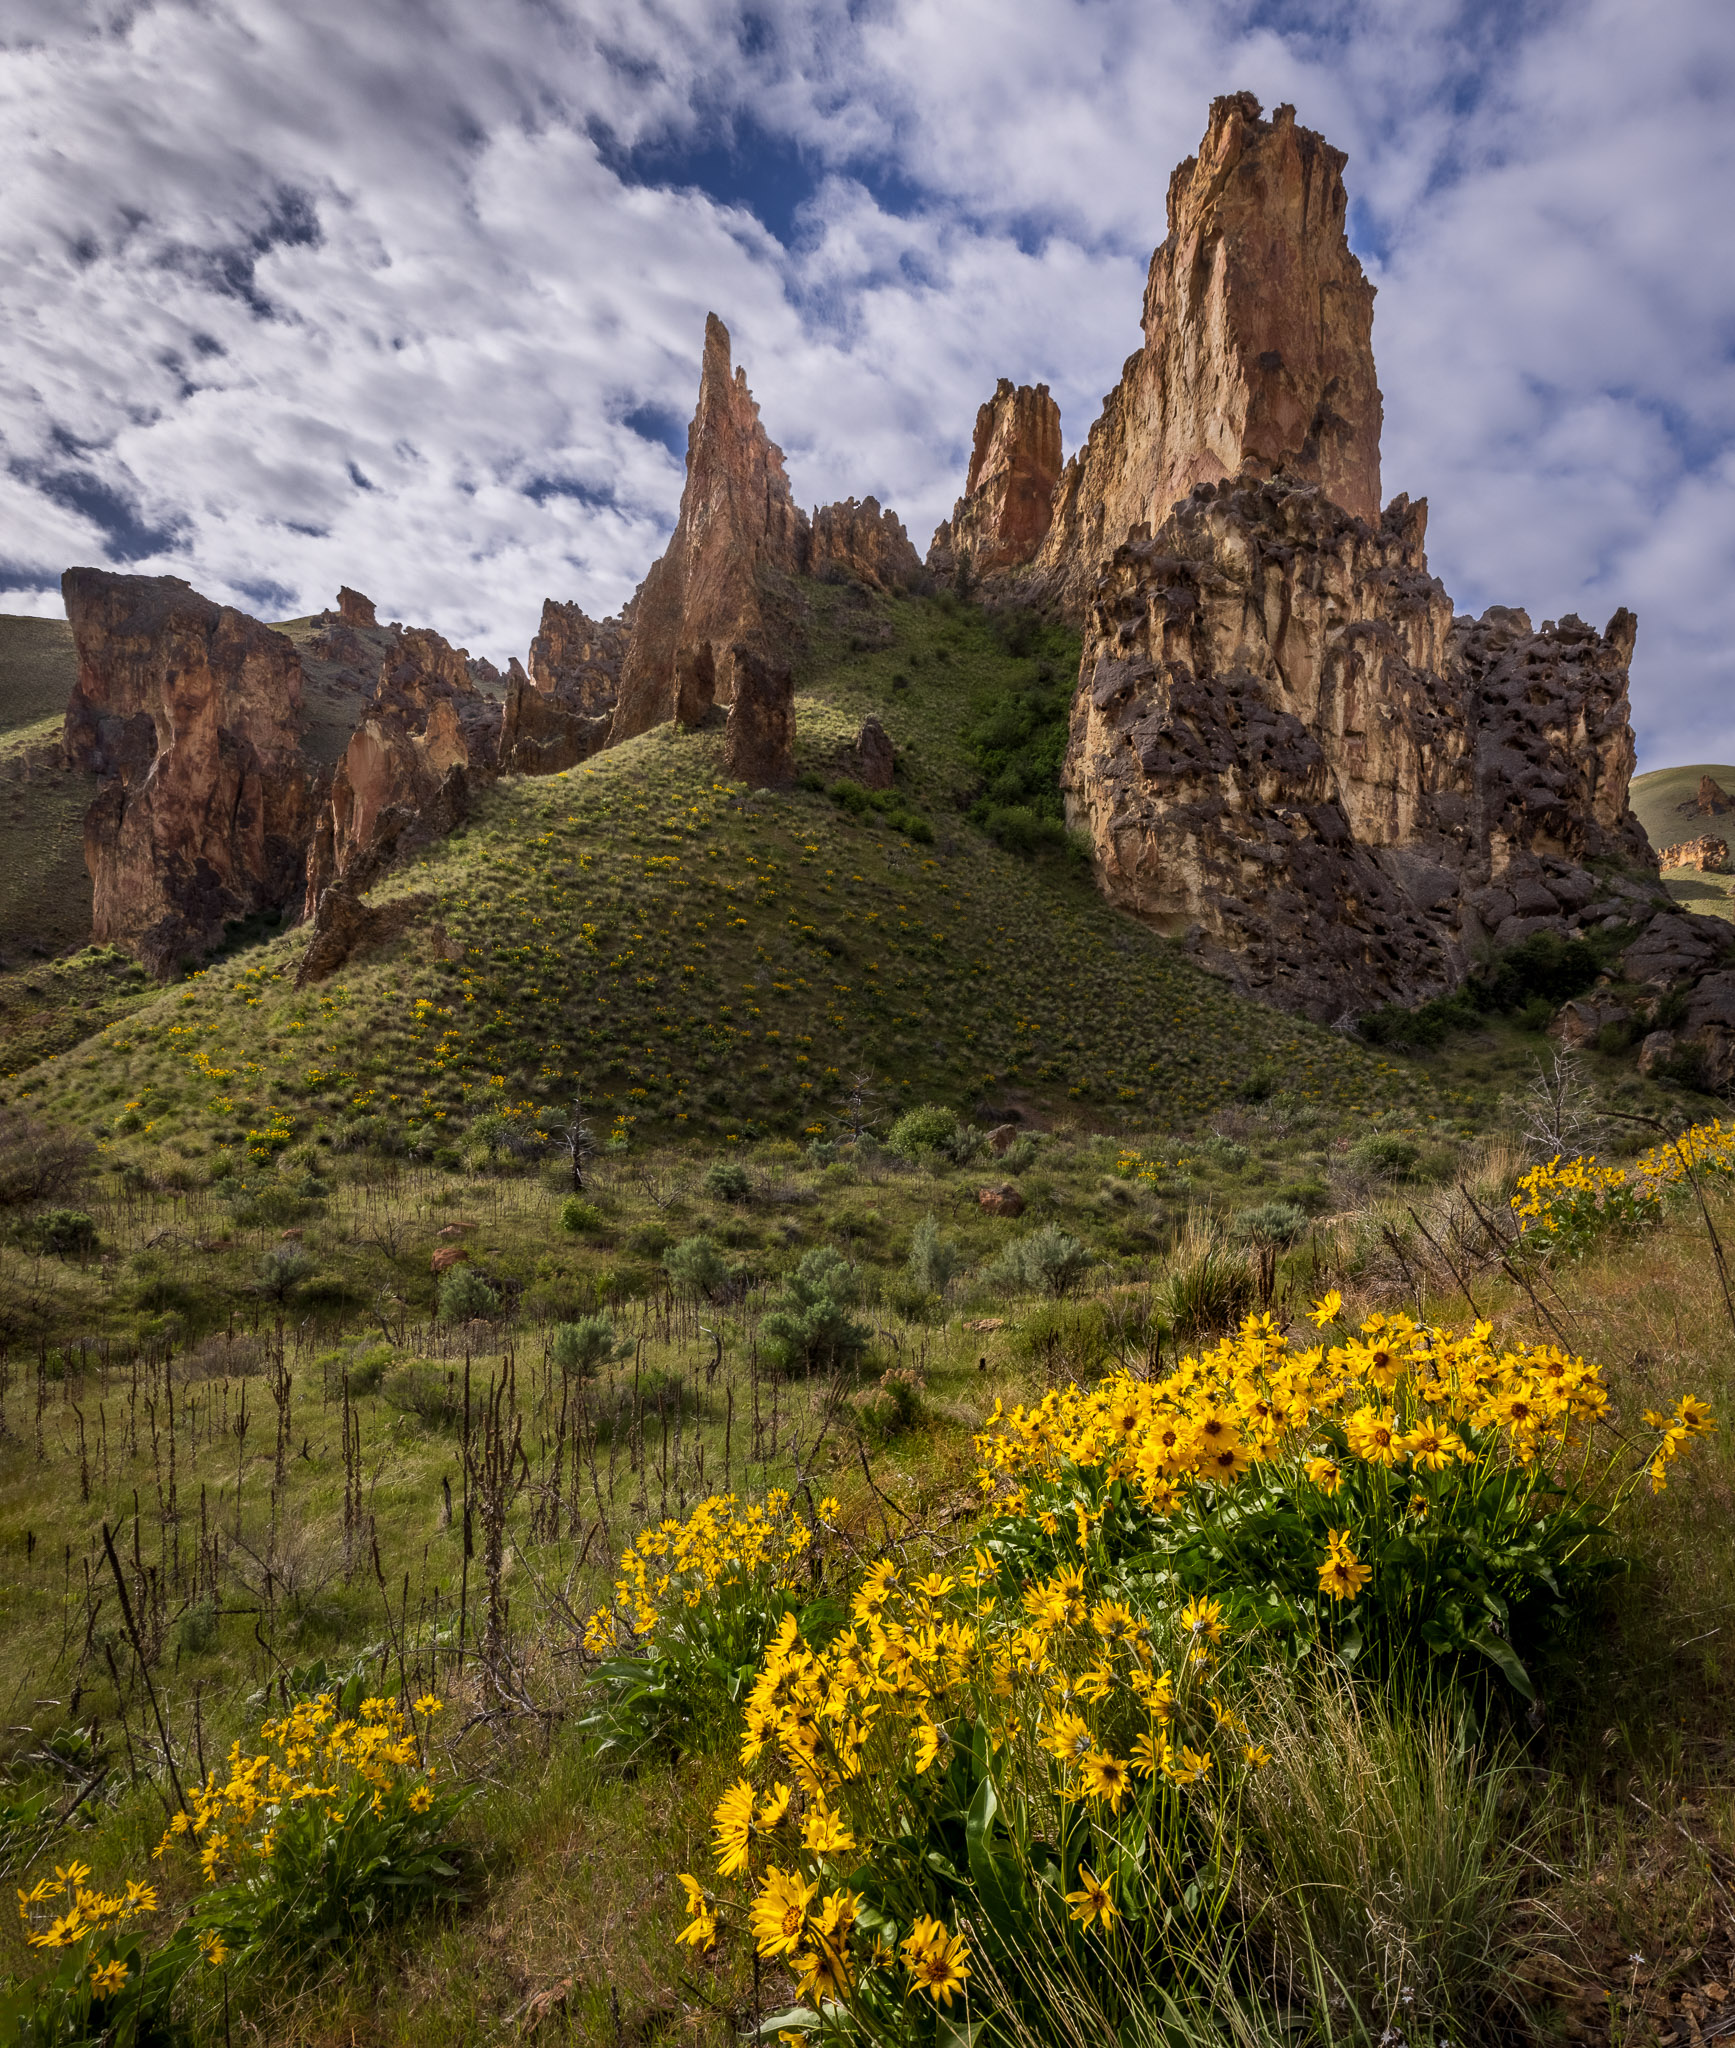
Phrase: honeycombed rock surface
[
  {"left": 61, "top": 570, "right": 314, "bottom": 974},
  {"left": 1033, "top": 93, "right": 1382, "bottom": 617},
  {"left": 1064, "top": 475, "right": 1652, "bottom": 1020},
  {"left": 928, "top": 381, "right": 1063, "bottom": 580}
]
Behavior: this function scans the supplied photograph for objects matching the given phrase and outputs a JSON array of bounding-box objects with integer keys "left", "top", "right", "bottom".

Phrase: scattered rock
[
  {"left": 62, "top": 569, "right": 315, "bottom": 974},
  {"left": 1032, "top": 95, "right": 1384, "bottom": 614},
  {"left": 1549, "top": 999, "right": 1630, "bottom": 1049},
  {"left": 722, "top": 643, "right": 795, "bottom": 786},
  {"left": 1638, "top": 1030, "right": 1679, "bottom": 1076},
  {"left": 430, "top": 1245, "right": 470, "bottom": 1274},
  {"left": 852, "top": 715, "right": 894, "bottom": 790},
  {"left": 986, "top": 1124, "right": 1021, "bottom": 1155},
  {"left": 1622, "top": 911, "right": 1730, "bottom": 989},
  {"left": 978, "top": 1186, "right": 1025, "bottom": 1217},
  {"left": 966, "top": 1317, "right": 1007, "bottom": 1333},
  {"left": 928, "top": 380, "right": 1063, "bottom": 579}
]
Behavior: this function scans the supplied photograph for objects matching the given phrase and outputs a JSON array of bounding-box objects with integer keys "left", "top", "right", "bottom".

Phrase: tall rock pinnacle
[
  {"left": 928, "top": 380, "right": 1063, "bottom": 579},
  {"left": 1034, "top": 92, "right": 1382, "bottom": 609},
  {"left": 609, "top": 314, "right": 808, "bottom": 743}
]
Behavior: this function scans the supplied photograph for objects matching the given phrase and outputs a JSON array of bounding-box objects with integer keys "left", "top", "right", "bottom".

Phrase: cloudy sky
[{"left": 1, "top": 0, "right": 1732, "bottom": 766}]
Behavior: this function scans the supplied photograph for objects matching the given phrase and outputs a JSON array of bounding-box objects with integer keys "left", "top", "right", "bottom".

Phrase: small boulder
[
  {"left": 978, "top": 1185, "right": 1024, "bottom": 1217},
  {"left": 430, "top": 1245, "right": 471, "bottom": 1274},
  {"left": 1637, "top": 1030, "right": 1678, "bottom": 1076},
  {"left": 987, "top": 1124, "right": 1021, "bottom": 1155},
  {"left": 1548, "top": 998, "right": 1629, "bottom": 1049},
  {"left": 853, "top": 715, "right": 894, "bottom": 790}
]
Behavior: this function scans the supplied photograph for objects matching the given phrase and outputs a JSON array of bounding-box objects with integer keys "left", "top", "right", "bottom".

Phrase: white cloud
[{"left": 0, "top": 0, "right": 1731, "bottom": 768}]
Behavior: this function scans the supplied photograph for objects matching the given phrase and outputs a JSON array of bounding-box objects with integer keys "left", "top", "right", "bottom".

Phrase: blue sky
[{"left": 1, "top": 0, "right": 1732, "bottom": 767}]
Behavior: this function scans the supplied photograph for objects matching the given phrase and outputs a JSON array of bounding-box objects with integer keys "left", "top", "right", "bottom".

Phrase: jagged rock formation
[
  {"left": 295, "top": 884, "right": 433, "bottom": 986},
  {"left": 809, "top": 498, "right": 924, "bottom": 590},
  {"left": 1063, "top": 475, "right": 1652, "bottom": 1019},
  {"left": 1658, "top": 836, "right": 1728, "bottom": 872},
  {"left": 497, "top": 659, "right": 611, "bottom": 775},
  {"left": 610, "top": 315, "right": 808, "bottom": 743},
  {"left": 337, "top": 587, "right": 377, "bottom": 628},
  {"left": 304, "top": 623, "right": 501, "bottom": 916},
  {"left": 1033, "top": 94, "right": 1381, "bottom": 616},
  {"left": 722, "top": 643, "right": 794, "bottom": 786},
  {"left": 527, "top": 599, "right": 629, "bottom": 713},
  {"left": 928, "top": 381, "right": 1063, "bottom": 580},
  {"left": 61, "top": 570, "right": 313, "bottom": 974},
  {"left": 1679, "top": 774, "right": 1734, "bottom": 818},
  {"left": 674, "top": 643, "right": 717, "bottom": 728}
]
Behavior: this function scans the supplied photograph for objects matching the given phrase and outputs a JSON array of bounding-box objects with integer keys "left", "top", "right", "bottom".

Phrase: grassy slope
[
  {"left": 3, "top": 584, "right": 1423, "bottom": 1161},
  {"left": 1632, "top": 762, "right": 1735, "bottom": 922},
  {"left": 0, "top": 615, "right": 93, "bottom": 962}
]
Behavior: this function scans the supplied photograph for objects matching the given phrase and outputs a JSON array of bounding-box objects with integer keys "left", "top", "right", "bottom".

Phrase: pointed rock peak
[
  {"left": 610, "top": 315, "right": 808, "bottom": 743},
  {"left": 1033, "top": 91, "right": 1382, "bottom": 611}
]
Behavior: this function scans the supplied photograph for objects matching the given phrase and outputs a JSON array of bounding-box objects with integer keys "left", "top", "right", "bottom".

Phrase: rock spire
[{"left": 929, "top": 380, "right": 1063, "bottom": 579}]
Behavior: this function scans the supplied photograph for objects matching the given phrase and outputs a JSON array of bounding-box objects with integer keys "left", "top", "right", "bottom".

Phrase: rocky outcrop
[
  {"left": 1680, "top": 774, "right": 1734, "bottom": 818},
  {"left": 1062, "top": 474, "right": 1652, "bottom": 1019},
  {"left": 1658, "top": 835, "right": 1728, "bottom": 872},
  {"left": 610, "top": 315, "right": 808, "bottom": 743},
  {"left": 809, "top": 498, "right": 924, "bottom": 591},
  {"left": 674, "top": 643, "right": 717, "bottom": 728},
  {"left": 928, "top": 381, "right": 1063, "bottom": 580},
  {"left": 853, "top": 715, "right": 894, "bottom": 790},
  {"left": 497, "top": 659, "right": 611, "bottom": 775},
  {"left": 337, "top": 587, "right": 377, "bottom": 628},
  {"left": 296, "top": 884, "right": 432, "bottom": 986},
  {"left": 527, "top": 599, "right": 629, "bottom": 714},
  {"left": 722, "top": 643, "right": 794, "bottom": 786},
  {"left": 61, "top": 570, "right": 314, "bottom": 974},
  {"left": 304, "top": 623, "right": 501, "bottom": 915},
  {"left": 1032, "top": 95, "right": 1381, "bottom": 615}
]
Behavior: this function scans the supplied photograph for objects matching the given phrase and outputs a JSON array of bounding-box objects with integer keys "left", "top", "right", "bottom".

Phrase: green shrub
[
  {"left": 703, "top": 1160, "right": 751, "bottom": 1202},
  {"left": 551, "top": 1314, "right": 625, "bottom": 1379},
  {"left": 559, "top": 1196, "right": 605, "bottom": 1233},
  {"left": 437, "top": 1266, "right": 499, "bottom": 1323},
  {"left": 852, "top": 1365, "right": 925, "bottom": 1440},
  {"left": 1231, "top": 1200, "right": 1309, "bottom": 1246},
  {"left": 994, "top": 1223, "right": 1093, "bottom": 1299},
  {"left": 905, "top": 1213, "right": 961, "bottom": 1296},
  {"left": 1015, "top": 1298, "right": 1112, "bottom": 1377},
  {"left": 383, "top": 1363, "right": 464, "bottom": 1428},
  {"left": 256, "top": 1245, "right": 314, "bottom": 1303},
  {"left": 886, "top": 1103, "right": 959, "bottom": 1161},
  {"left": 13, "top": 1208, "right": 97, "bottom": 1258},
  {"left": 664, "top": 1234, "right": 731, "bottom": 1302},
  {"left": 1350, "top": 1133, "right": 1421, "bottom": 1180},
  {"left": 760, "top": 1247, "right": 870, "bottom": 1374}
]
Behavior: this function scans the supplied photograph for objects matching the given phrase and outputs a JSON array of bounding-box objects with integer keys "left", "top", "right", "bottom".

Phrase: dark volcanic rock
[{"left": 62, "top": 569, "right": 313, "bottom": 974}]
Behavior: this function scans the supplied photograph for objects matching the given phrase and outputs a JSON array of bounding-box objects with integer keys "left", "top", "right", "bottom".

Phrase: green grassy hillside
[
  {"left": 1631, "top": 762, "right": 1735, "bottom": 921},
  {"left": 2, "top": 586, "right": 1418, "bottom": 1169},
  {"left": 0, "top": 613, "right": 92, "bottom": 963}
]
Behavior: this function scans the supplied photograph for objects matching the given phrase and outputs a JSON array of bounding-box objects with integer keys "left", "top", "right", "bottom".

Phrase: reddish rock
[
  {"left": 1034, "top": 95, "right": 1383, "bottom": 612},
  {"left": 527, "top": 599, "right": 629, "bottom": 714},
  {"left": 430, "top": 1245, "right": 470, "bottom": 1274},
  {"left": 1689, "top": 774, "right": 1734, "bottom": 817},
  {"left": 852, "top": 715, "right": 894, "bottom": 790},
  {"left": 674, "top": 642, "right": 718, "bottom": 728},
  {"left": 304, "top": 622, "right": 500, "bottom": 915},
  {"left": 497, "top": 658, "right": 611, "bottom": 775},
  {"left": 986, "top": 1123, "right": 1020, "bottom": 1155},
  {"left": 929, "top": 380, "right": 1063, "bottom": 578},
  {"left": 611, "top": 315, "right": 808, "bottom": 742},
  {"left": 337, "top": 586, "right": 377, "bottom": 627},
  {"left": 295, "top": 883, "right": 432, "bottom": 986},
  {"left": 722, "top": 642, "right": 795, "bottom": 786},
  {"left": 61, "top": 569, "right": 314, "bottom": 974},
  {"left": 978, "top": 1185, "right": 1025, "bottom": 1217},
  {"left": 809, "top": 497, "right": 923, "bottom": 590}
]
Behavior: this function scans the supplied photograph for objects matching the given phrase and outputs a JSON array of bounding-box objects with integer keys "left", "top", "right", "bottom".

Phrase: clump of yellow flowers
[
  {"left": 1512, "top": 1116, "right": 1735, "bottom": 1246},
  {"left": 15, "top": 1863, "right": 157, "bottom": 1995}
]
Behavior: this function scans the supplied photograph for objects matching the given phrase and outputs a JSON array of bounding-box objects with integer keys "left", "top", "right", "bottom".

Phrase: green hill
[
  {"left": 1631, "top": 762, "right": 1735, "bottom": 922},
  {"left": 3, "top": 585, "right": 1413, "bottom": 1160}
]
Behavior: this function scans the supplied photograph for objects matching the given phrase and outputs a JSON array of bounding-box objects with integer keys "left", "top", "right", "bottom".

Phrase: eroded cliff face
[
  {"left": 1064, "top": 475, "right": 1650, "bottom": 1018},
  {"left": 527, "top": 599, "right": 629, "bottom": 713},
  {"left": 809, "top": 497, "right": 923, "bottom": 590},
  {"left": 610, "top": 314, "right": 809, "bottom": 743},
  {"left": 929, "top": 380, "right": 1063, "bottom": 579},
  {"left": 304, "top": 623, "right": 502, "bottom": 916},
  {"left": 1033, "top": 93, "right": 1381, "bottom": 615},
  {"left": 62, "top": 570, "right": 314, "bottom": 974}
]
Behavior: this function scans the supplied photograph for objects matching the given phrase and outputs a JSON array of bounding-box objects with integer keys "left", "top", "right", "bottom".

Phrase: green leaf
[{"left": 1470, "top": 1626, "right": 1536, "bottom": 1700}]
